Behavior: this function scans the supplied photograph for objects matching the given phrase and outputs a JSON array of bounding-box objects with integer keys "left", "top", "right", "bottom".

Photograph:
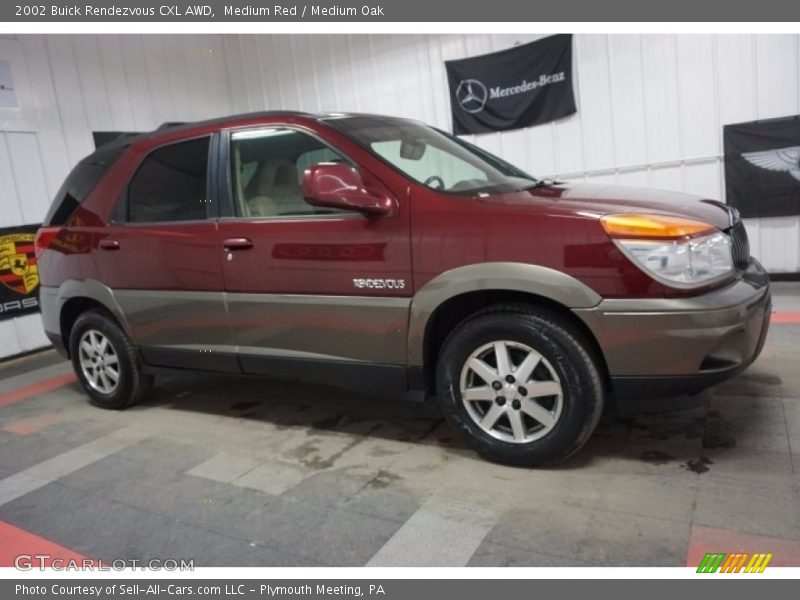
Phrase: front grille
[{"left": 729, "top": 220, "right": 750, "bottom": 270}]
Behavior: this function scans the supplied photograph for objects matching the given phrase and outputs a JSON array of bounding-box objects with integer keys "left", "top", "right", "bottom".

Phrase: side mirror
[{"left": 302, "top": 163, "right": 396, "bottom": 217}]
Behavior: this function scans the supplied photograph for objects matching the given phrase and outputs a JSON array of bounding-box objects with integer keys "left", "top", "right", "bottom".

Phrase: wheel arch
[
  {"left": 56, "top": 279, "right": 132, "bottom": 357},
  {"left": 407, "top": 263, "right": 608, "bottom": 394}
]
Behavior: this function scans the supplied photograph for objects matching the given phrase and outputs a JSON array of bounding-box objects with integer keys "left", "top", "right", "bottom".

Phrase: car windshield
[{"left": 326, "top": 115, "right": 538, "bottom": 195}]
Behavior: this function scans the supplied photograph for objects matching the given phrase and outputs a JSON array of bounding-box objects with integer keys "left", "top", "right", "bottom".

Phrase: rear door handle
[
  {"left": 223, "top": 237, "right": 253, "bottom": 251},
  {"left": 99, "top": 239, "right": 120, "bottom": 251}
]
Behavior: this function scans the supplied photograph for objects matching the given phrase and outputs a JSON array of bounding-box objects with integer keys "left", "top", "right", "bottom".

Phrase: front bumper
[{"left": 575, "top": 260, "right": 771, "bottom": 410}]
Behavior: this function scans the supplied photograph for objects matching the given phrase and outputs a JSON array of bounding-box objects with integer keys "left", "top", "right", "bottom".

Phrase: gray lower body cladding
[
  {"left": 41, "top": 260, "right": 771, "bottom": 408},
  {"left": 40, "top": 284, "right": 413, "bottom": 391},
  {"left": 574, "top": 260, "right": 771, "bottom": 403}
]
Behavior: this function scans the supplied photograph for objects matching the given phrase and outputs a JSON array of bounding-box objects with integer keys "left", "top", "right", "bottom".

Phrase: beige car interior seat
[{"left": 246, "top": 161, "right": 309, "bottom": 217}]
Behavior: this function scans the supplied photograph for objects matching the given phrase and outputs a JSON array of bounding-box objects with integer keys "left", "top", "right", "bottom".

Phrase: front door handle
[
  {"left": 223, "top": 237, "right": 253, "bottom": 251},
  {"left": 99, "top": 239, "right": 120, "bottom": 251}
]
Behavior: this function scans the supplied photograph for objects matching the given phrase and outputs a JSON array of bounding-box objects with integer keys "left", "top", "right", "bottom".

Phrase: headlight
[{"left": 601, "top": 214, "right": 734, "bottom": 288}]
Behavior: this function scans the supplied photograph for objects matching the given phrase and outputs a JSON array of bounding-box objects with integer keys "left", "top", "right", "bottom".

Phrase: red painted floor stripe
[
  {"left": 771, "top": 311, "right": 800, "bottom": 324},
  {"left": 0, "top": 372, "right": 76, "bottom": 408},
  {"left": 0, "top": 520, "right": 92, "bottom": 567},
  {"left": 3, "top": 412, "right": 64, "bottom": 436}
]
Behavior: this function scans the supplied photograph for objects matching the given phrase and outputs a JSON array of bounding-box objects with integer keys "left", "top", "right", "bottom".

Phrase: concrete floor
[{"left": 1, "top": 284, "right": 799, "bottom": 567}]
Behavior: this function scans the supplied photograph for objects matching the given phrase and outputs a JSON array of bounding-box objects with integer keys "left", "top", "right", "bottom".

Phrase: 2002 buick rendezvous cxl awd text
[{"left": 36, "top": 112, "right": 771, "bottom": 466}]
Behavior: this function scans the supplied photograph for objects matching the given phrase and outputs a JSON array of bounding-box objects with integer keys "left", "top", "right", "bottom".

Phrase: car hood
[{"left": 488, "top": 182, "right": 734, "bottom": 231}]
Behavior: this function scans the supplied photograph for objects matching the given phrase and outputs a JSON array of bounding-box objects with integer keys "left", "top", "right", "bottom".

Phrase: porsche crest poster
[{"left": 0, "top": 223, "right": 41, "bottom": 320}]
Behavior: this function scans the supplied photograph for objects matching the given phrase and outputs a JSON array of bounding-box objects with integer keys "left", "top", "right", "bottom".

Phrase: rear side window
[
  {"left": 44, "top": 144, "right": 128, "bottom": 226},
  {"left": 127, "top": 137, "right": 210, "bottom": 223}
]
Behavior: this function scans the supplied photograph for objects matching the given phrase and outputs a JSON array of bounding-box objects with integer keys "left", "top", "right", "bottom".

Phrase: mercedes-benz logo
[{"left": 455, "top": 79, "right": 488, "bottom": 114}]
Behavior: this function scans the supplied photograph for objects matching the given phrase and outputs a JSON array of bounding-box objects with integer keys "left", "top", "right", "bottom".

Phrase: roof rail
[{"left": 156, "top": 121, "right": 186, "bottom": 130}]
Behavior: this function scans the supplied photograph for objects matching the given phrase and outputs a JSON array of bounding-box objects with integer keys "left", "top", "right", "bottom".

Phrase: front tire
[
  {"left": 436, "top": 306, "right": 603, "bottom": 467},
  {"left": 69, "top": 310, "right": 153, "bottom": 409}
]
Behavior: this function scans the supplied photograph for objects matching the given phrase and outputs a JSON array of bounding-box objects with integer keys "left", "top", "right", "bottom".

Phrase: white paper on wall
[{"left": 0, "top": 59, "right": 18, "bottom": 108}]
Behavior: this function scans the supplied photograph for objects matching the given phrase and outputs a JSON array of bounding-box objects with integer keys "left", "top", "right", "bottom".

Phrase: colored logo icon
[{"left": 696, "top": 552, "right": 773, "bottom": 573}]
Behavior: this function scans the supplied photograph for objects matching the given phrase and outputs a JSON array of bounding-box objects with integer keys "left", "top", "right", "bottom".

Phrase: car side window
[
  {"left": 230, "top": 128, "right": 349, "bottom": 218},
  {"left": 127, "top": 137, "right": 210, "bottom": 223}
]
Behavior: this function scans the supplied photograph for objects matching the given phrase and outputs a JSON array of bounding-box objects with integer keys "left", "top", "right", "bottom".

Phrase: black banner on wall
[
  {"left": 445, "top": 35, "right": 576, "bottom": 135},
  {"left": 0, "top": 223, "right": 41, "bottom": 321},
  {"left": 724, "top": 115, "right": 800, "bottom": 219}
]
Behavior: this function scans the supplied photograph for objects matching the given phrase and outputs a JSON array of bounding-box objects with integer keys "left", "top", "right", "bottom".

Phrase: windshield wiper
[{"left": 516, "top": 178, "right": 557, "bottom": 191}]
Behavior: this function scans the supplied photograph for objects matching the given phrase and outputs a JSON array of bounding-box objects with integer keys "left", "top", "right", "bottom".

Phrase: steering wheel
[{"left": 423, "top": 175, "right": 445, "bottom": 190}]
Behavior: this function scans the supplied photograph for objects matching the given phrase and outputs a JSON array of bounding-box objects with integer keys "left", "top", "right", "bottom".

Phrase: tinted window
[
  {"left": 44, "top": 144, "right": 128, "bottom": 226},
  {"left": 230, "top": 128, "right": 348, "bottom": 218},
  {"left": 127, "top": 137, "right": 210, "bottom": 223}
]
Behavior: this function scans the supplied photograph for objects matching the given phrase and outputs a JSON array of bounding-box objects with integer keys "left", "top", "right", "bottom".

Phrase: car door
[
  {"left": 216, "top": 125, "right": 413, "bottom": 388},
  {"left": 92, "top": 134, "right": 238, "bottom": 373}
]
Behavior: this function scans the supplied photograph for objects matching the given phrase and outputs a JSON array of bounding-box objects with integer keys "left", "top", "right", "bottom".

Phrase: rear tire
[
  {"left": 69, "top": 310, "right": 153, "bottom": 409},
  {"left": 436, "top": 306, "right": 603, "bottom": 467}
]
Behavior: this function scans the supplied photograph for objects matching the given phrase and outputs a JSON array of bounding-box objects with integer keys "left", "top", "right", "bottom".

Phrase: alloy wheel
[
  {"left": 78, "top": 329, "right": 120, "bottom": 394},
  {"left": 459, "top": 340, "right": 564, "bottom": 443}
]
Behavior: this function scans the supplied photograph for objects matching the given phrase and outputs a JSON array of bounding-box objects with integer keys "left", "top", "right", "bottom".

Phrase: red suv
[{"left": 36, "top": 112, "right": 771, "bottom": 466}]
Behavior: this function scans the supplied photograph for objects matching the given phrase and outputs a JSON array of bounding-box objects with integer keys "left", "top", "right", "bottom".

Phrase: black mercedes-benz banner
[
  {"left": 445, "top": 34, "right": 576, "bottom": 135},
  {"left": 0, "top": 223, "right": 41, "bottom": 321},
  {"left": 724, "top": 115, "right": 800, "bottom": 219}
]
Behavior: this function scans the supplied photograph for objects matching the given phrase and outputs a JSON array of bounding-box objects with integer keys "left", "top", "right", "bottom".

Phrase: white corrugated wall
[
  {"left": 0, "top": 34, "right": 238, "bottom": 359},
  {"left": 1, "top": 33, "right": 799, "bottom": 359}
]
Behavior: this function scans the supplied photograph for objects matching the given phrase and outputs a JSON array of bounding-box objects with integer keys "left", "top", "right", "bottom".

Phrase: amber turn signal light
[{"left": 600, "top": 214, "right": 716, "bottom": 239}]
